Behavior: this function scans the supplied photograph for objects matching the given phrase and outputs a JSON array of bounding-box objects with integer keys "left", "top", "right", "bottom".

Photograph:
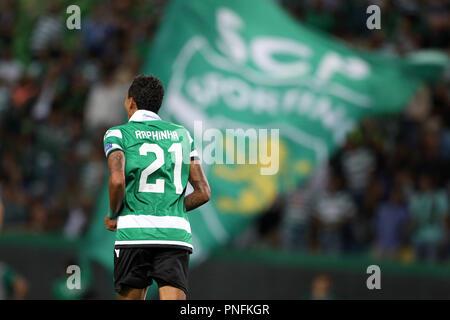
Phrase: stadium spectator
[
  {"left": 305, "top": 274, "right": 335, "bottom": 300},
  {"left": 373, "top": 186, "right": 410, "bottom": 259},
  {"left": 0, "top": 0, "right": 16, "bottom": 45},
  {"left": 311, "top": 169, "right": 356, "bottom": 254},
  {"left": 281, "top": 164, "right": 328, "bottom": 251},
  {"left": 83, "top": 64, "right": 128, "bottom": 131},
  {"left": 30, "top": 2, "right": 64, "bottom": 58},
  {"left": 409, "top": 172, "right": 449, "bottom": 263},
  {"left": 281, "top": 187, "right": 313, "bottom": 252},
  {"left": 338, "top": 133, "right": 376, "bottom": 205},
  {"left": 28, "top": 199, "right": 48, "bottom": 233},
  {"left": 303, "top": 0, "right": 336, "bottom": 33},
  {"left": 0, "top": 46, "right": 24, "bottom": 85},
  {"left": 81, "top": 4, "right": 117, "bottom": 58}
]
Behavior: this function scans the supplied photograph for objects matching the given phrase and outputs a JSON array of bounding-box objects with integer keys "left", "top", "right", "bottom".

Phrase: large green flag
[{"left": 82, "top": 0, "right": 445, "bottom": 269}]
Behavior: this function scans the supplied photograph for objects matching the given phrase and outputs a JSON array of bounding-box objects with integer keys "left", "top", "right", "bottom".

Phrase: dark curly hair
[{"left": 128, "top": 75, "right": 165, "bottom": 113}]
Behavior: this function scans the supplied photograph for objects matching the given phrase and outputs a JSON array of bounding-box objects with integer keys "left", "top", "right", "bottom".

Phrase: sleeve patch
[{"left": 104, "top": 143, "right": 113, "bottom": 155}]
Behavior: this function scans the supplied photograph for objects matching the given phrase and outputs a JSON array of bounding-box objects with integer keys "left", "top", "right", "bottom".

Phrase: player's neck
[{"left": 127, "top": 107, "right": 139, "bottom": 121}]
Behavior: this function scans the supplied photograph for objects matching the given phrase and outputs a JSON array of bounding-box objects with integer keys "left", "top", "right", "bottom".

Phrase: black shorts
[{"left": 113, "top": 246, "right": 190, "bottom": 295}]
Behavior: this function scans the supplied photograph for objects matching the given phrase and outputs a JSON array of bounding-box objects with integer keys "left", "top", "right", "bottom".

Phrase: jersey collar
[{"left": 129, "top": 110, "right": 161, "bottom": 122}]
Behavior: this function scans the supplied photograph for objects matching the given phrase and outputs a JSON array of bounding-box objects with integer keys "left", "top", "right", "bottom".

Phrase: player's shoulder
[
  {"left": 157, "top": 119, "right": 187, "bottom": 130},
  {"left": 157, "top": 120, "right": 192, "bottom": 136},
  {"left": 103, "top": 124, "right": 127, "bottom": 140}
]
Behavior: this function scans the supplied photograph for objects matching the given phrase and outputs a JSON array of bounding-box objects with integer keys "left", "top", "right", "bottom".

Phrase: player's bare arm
[
  {"left": 185, "top": 159, "right": 211, "bottom": 212},
  {"left": 105, "top": 150, "right": 126, "bottom": 232}
]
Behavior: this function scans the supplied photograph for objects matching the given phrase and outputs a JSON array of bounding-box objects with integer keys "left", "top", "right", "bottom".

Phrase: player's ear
[
  {"left": 131, "top": 98, "right": 138, "bottom": 109},
  {"left": 125, "top": 94, "right": 135, "bottom": 110},
  {"left": 128, "top": 96, "right": 137, "bottom": 110}
]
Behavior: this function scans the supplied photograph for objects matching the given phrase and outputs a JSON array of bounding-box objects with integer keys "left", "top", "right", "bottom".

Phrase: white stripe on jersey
[
  {"left": 104, "top": 129, "right": 123, "bottom": 140},
  {"left": 114, "top": 240, "right": 193, "bottom": 249},
  {"left": 117, "top": 214, "right": 191, "bottom": 234}
]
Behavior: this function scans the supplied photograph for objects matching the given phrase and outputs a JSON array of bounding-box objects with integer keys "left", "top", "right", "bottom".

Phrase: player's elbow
[
  {"left": 201, "top": 185, "right": 211, "bottom": 203},
  {"left": 109, "top": 174, "right": 125, "bottom": 189}
]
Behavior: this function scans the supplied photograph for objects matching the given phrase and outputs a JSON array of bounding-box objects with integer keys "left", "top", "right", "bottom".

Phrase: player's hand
[{"left": 104, "top": 216, "right": 117, "bottom": 232}]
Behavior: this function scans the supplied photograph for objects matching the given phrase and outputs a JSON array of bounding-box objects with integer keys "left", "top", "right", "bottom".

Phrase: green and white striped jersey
[{"left": 103, "top": 110, "right": 198, "bottom": 252}]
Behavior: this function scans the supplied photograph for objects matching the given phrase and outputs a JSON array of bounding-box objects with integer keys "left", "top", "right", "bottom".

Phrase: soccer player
[{"left": 103, "top": 75, "right": 211, "bottom": 300}]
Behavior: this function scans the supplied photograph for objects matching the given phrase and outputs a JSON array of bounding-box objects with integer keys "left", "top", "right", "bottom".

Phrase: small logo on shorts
[{"left": 115, "top": 249, "right": 120, "bottom": 258}]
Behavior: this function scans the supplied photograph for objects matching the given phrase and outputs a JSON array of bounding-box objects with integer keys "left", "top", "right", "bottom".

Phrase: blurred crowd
[
  {"left": 0, "top": 0, "right": 449, "bottom": 268},
  {"left": 0, "top": 0, "right": 166, "bottom": 238},
  {"left": 250, "top": 0, "right": 450, "bottom": 264}
]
